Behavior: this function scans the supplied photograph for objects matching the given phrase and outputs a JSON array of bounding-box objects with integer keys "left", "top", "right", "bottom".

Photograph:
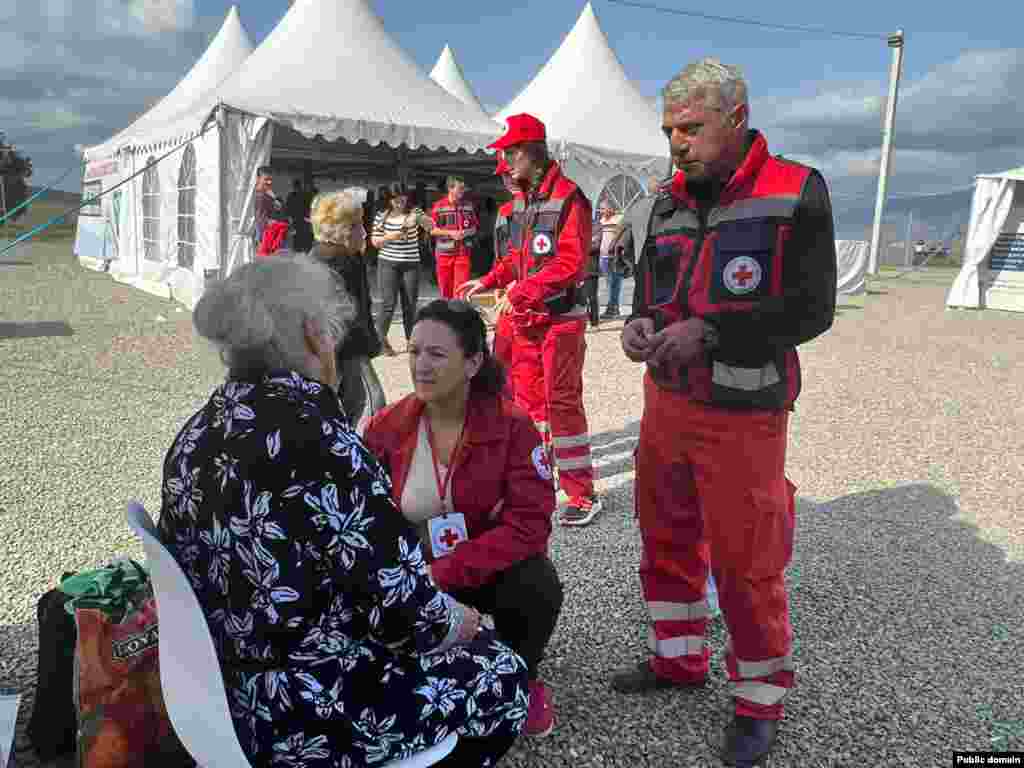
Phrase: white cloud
[{"left": 127, "top": 0, "right": 195, "bottom": 35}]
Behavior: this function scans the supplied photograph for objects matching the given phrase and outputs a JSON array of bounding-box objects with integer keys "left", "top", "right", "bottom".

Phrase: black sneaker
[
  {"left": 719, "top": 715, "right": 780, "bottom": 767},
  {"left": 601, "top": 305, "right": 620, "bottom": 319}
]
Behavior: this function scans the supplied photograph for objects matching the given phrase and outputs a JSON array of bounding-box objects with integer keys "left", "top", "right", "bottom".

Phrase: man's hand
[
  {"left": 451, "top": 230, "right": 465, "bottom": 241},
  {"left": 647, "top": 317, "right": 707, "bottom": 369},
  {"left": 458, "top": 279, "right": 486, "bottom": 300},
  {"left": 621, "top": 317, "right": 659, "bottom": 362}
]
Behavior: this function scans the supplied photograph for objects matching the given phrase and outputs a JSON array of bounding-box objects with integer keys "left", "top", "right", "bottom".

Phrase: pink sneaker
[{"left": 526, "top": 680, "right": 555, "bottom": 737}]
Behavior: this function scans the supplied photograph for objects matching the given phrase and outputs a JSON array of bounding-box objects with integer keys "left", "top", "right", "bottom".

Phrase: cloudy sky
[{"left": 3, "top": 0, "right": 1022, "bottom": 237}]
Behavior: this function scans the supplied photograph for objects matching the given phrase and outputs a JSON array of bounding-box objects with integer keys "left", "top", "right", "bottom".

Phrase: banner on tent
[
  {"left": 990, "top": 234, "right": 1024, "bottom": 272},
  {"left": 84, "top": 159, "right": 119, "bottom": 181}
]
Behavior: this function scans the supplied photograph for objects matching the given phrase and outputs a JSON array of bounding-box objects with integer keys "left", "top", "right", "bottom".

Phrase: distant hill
[
  {"left": 832, "top": 188, "right": 973, "bottom": 242},
  {"left": 29, "top": 187, "right": 82, "bottom": 206}
]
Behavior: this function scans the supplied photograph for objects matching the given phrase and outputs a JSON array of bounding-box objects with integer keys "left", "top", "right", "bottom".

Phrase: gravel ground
[{"left": 2, "top": 244, "right": 1023, "bottom": 767}]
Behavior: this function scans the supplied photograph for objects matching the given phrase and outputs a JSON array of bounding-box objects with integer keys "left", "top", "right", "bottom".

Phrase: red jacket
[
  {"left": 634, "top": 131, "right": 837, "bottom": 410},
  {"left": 430, "top": 196, "right": 478, "bottom": 259},
  {"left": 480, "top": 162, "right": 592, "bottom": 324},
  {"left": 363, "top": 391, "right": 555, "bottom": 591}
]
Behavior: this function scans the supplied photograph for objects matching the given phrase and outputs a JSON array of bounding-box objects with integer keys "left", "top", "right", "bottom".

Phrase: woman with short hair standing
[{"left": 308, "top": 189, "right": 385, "bottom": 432}]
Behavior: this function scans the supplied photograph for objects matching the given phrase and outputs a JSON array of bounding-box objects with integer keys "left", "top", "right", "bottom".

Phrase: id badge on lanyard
[
  {"left": 429, "top": 513, "right": 468, "bottom": 558},
  {"left": 425, "top": 416, "right": 470, "bottom": 559}
]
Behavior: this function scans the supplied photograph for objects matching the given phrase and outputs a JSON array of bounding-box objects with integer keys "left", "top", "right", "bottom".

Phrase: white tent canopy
[
  {"left": 212, "top": 0, "right": 501, "bottom": 153},
  {"left": 495, "top": 2, "right": 666, "bottom": 206},
  {"left": 430, "top": 45, "right": 488, "bottom": 115},
  {"left": 497, "top": 2, "right": 665, "bottom": 159},
  {"left": 947, "top": 165, "right": 1024, "bottom": 312},
  {"left": 84, "top": 6, "right": 254, "bottom": 160}
]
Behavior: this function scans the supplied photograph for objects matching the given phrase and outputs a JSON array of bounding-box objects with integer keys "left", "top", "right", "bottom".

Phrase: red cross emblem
[
  {"left": 732, "top": 264, "right": 755, "bottom": 286},
  {"left": 439, "top": 528, "right": 462, "bottom": 550},
  {"left": 723, "top": 256, "right": 762, "bottom": 294}
]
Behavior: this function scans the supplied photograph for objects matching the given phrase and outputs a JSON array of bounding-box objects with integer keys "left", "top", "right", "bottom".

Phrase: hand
[
  {"left": 494, "top": 291, "right": 513, "bottom": 315},
  {"left": 647, "top": 318, "right": 707, "bottom": 369},
  {"left": 621, "top": 317, "right": 659, "bottom": 362},
  {"left": 455, "top": 605, "right": 482, "bottom": 645},
  {"left": 458, "top": 279, "right": 486, "bottom": 300},
  {"left": 451, "top": 230, "right": 464, "bottom": 241}
]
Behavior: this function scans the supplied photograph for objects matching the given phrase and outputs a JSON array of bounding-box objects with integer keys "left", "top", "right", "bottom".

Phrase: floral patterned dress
[{"left": 157, "top": 370, "right": 528, "bottom": 767}]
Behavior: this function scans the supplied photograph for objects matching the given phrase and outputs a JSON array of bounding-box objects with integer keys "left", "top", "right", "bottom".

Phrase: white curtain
[
  {"left": 222, "top": 109, "right": 273, "bottom": 277},
  {"left": 946, "top": 178, "right": 1016, "bottom": 308},
  {"left": 835, "top": 240, "right": 868, "bottom": 296}
]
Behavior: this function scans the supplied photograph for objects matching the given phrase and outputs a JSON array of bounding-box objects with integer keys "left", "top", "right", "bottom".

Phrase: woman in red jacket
[{"left": 364, "top": 299, "right": 563, "bottom": 739}]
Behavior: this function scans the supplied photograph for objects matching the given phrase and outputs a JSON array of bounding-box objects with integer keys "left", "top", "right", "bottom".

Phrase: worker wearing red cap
[
  {"left": 461, "top": 114, "right": 601, "bottom": 526},
  {"left": 429, "top": 175, "right": 478, "bottom": 298}
]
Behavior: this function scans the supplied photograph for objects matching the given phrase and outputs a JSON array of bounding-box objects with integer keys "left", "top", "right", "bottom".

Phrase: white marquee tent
[
  {"left": 430, "top": 45, "right": 488, "bottom": 115},
  {"left": 495, "top": 2, "right": 667, "bottom": 209},
  {"left": 77, "top": 0, "right": 504, "bottom": 309},
  {"left": 946, "top": 165, "right": 1024, "bottom": 312},
  {"left": 75, "top": 5, "right": 254, "bottom": 288}
]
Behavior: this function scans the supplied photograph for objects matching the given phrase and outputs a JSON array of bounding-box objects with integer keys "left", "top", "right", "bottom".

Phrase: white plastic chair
[{"left": 126, "top": 501, "right": 458, "bottom": 768}]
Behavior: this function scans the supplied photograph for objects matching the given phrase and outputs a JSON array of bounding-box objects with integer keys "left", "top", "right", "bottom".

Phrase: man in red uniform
[
  {"left": 461, "top": 114, "right": 602, "bottom": 526},
  {"left": 612, "top": 58, "right": 837, "bottom": 767},
  {"left": 430, "top": 176, "right": 478, "bottom": 298}
]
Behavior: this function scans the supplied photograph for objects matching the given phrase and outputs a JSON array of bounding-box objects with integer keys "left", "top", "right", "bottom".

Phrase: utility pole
[
  {"left": 868, "top": 30, "right": 905, "bottom": 275},
  {"left": 904, "top": 209, "right": 913, "bottom": 267}
]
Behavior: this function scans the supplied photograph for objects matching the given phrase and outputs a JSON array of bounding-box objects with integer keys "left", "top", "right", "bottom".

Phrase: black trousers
[
  {"left": 448, "top": 555, "right": 563, "bottom": 680},
  {"left": 584, "top": 275, "right": 600, "bottom": 325},
  {"left": 375, "top": 259, "right": 420, "bottom": 342}
]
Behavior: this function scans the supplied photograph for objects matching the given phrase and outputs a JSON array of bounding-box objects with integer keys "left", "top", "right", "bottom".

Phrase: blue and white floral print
[{"left": 158, "top": 369, "right": 527, "bottom": 767}]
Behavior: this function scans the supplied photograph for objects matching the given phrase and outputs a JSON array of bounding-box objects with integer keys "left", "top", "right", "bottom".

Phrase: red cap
[
  {"left": 488, "top": 113, "right": 546, "bottom": 150},
  {"left": 494, "top": 152, "right": 510, "bottom": 175}
]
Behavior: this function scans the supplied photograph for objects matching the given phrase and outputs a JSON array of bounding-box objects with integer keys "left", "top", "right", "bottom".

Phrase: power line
[{"left": 605, "top": 0, "right": 891, "bottom": 41}]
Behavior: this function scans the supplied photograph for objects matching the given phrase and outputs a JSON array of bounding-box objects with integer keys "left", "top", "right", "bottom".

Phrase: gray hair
[
  {"left": 662, "top": 57, "right": 748, "bottom": 114},
  {"left": 193, "top": 255, "right": 352, "bottom": 376}
]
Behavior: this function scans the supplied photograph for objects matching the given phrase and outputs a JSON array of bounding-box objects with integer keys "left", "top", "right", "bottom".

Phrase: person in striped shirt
[{"left": 372, "top": 186, "right": 428, "bottom": 355}]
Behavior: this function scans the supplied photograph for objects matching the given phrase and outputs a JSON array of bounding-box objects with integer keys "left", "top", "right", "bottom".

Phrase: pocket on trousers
[{"left": 746, "top": 478, "right": 796, "bottom": 580}]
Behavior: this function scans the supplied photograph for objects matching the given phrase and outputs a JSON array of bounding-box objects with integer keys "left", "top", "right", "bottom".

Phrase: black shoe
[
  {"left": 601, "top": 305, "right": 620, "bottom": 318},
  {"left": 720, "top": 715, "right": 780, "bottom": 767},
  {"left": 610, "top": 660, "right": 707, "bottom": 694}
]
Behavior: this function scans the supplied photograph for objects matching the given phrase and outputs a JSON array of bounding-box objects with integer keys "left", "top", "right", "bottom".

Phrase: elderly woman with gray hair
[
  {"left": 157, "top": 255, "right": 529, "bottom": 768},
  {"left": 307, "top": 189, "right": 386, "bottom": 432}
]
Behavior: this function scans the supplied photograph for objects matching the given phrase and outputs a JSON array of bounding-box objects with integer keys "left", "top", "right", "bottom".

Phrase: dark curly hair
[{"left": 414, "top": 299, "right": 506, "bottom": 396}]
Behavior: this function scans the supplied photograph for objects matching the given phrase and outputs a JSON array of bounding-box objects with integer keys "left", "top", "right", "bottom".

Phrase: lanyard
[{"left": 424, "top": 414, "right": 466, "bottom": 516}]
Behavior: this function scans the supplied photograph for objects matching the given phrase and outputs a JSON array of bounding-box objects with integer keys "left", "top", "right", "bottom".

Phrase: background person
[
  {"left": 160, "top": 255, "right": 529, "bottom": 768},
  {"left": 430, "top": 176, "right": 478, "bottom": 298},
  {"left": 364, "top": 299, "right": 563, "bottom": 739},
  {"left": 372, "top": 185, "right": 426, "bottom": 356},
  {"left": 614, "top": 57, "right": 837, "bottom": 767},
  {"left": 597, "top": 201, "right": 627, "bottom": 319},
  {"left": 308, "top": 189, "right": 385, "bottom": 433}
]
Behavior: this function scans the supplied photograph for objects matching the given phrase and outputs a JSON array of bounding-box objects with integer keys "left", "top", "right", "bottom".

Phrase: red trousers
[
  {"left": 511, "top": 317, "right": 593, "bottom": 500},
  {"left": 436, "top": 253, "right": 472, "bottom": 299},
  {"left": 492, "top": 311, "right": 516, "bottom": 401},
  {"left": 636, "top": 372, "right": 795, "bottom": 720},
  {"left": 257, "top": 221, "right": 289, "bottom": 258}
]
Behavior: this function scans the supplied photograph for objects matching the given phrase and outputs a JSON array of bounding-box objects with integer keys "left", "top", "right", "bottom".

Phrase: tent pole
[
  {"left": 868, "top": 30, "right": 905, "bottom": 276},
  {"left": 216, "top": 105, "right": 228, "bottom": 280}
]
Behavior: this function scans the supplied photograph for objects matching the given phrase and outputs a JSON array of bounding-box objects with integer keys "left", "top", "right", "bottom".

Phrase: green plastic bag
[{"left": 59, "top": 559, "right": 149, "bottom": 623}]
